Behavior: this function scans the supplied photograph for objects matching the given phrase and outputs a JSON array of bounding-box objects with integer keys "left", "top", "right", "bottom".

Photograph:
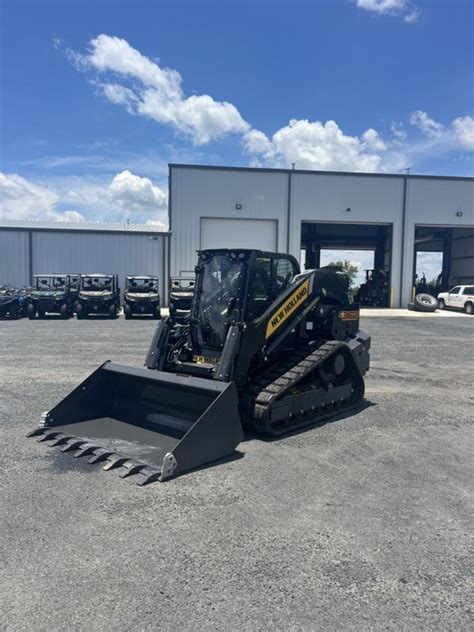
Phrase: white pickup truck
[{"left": 437, "top": 285, "right": 474, "bottom": 314}]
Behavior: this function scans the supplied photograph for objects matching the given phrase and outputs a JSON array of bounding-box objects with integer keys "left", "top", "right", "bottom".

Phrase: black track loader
[{"left": 29, "top": 249, "right": 370, "bottom": 485}]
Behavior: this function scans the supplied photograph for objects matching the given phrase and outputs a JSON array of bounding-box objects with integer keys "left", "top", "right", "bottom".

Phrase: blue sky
[{"left": 1, "top": 0, "right": 473, "bottom": 231}]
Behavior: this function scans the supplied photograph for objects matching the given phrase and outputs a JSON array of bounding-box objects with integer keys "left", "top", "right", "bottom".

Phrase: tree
[{"left": 326, "top": 260, "right": 359, "bottom": 287}]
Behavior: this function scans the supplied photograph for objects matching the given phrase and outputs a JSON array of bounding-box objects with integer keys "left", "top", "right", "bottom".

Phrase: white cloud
[
  {"left": 452, "top": 116, "right": 474, "bottom": 151},
  {"left": 0, "top": 173, "right": 85, "bottom": 222},
  {"left": 244, "top": 119, "right": 383, "bottom": 172},
  {"left": 355, "top": 0, "right": 420, "bottom": 22},
  {"left": 0, "top": 171, "right": 168, "bottom": 226},
  {"left": 105, "top": 170, "right": 167, "bottom": 213},
  {"left": 69, "top": 34, "right": 250, "bottom": 145},
  {"left": 362, "top": 128, "right": 387, "bottom": 151},
  {"left": 409, "top": 110, "right": 445, "bottom": 137}
]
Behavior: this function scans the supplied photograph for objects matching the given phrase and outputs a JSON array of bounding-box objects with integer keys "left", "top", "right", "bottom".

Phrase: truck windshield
[
  {"left": 197, "top": 255, "right": 242, "bottom": 349},
  {"left": 36, "top": 276, "right": 66, "bottom": 290},
  {"left": 127, "top": 278, "right": 158, "bottom": 292},
  {"left": 81, "top": 277, "right": 112, "bottom": 291}
]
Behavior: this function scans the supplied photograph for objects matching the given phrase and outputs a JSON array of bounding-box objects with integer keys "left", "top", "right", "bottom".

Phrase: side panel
[
  {"left": 200, "top": 218, "right": 278, "bottom": 251},
  {"left": 31, "top": 232, "right": 168, "bottom": 302},
  {"left": 0, "top": 230, "right": 30, "bottom": 287}
]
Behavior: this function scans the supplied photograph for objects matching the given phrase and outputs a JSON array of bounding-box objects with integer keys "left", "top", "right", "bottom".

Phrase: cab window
[{"left": 449, "top": 286, "right": 461, "bottom": 294}]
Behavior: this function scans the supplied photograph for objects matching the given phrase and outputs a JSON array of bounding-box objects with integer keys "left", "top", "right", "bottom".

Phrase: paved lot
[{"left": 1, "top": 315, "right": 473, "bottom": 631}]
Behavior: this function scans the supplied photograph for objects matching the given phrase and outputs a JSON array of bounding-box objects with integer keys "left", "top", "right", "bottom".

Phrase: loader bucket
[{"left": 28, "top": 362, "right": 243, "bottom": 485}]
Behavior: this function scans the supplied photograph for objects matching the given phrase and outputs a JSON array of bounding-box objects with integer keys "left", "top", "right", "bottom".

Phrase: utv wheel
[
  {"left": 109, "top": 305, "right": 118, "bottom": 319},
  {"left": 153, "top": 306, "right": 161, "bottom": 319},
  {"left": 60, "top": 304, "right": 70, "bottom": 319},
  {"left": 10, "top": 304, "right": 20, "bottom": 319},
  {"left": 124, "top": 304, "right": 132, "bottom": 320},
  {"left": 27, "top": 304, "right": 36, "bottom": 320},
  {"left": 438, "top": 299, "right": 445, "bottom": 310},
  {"left": 407, "top": 302, "right": 415, "bottom": 311},
  {"left": 76, "top": 304, "right": 86, "bottom": 319},
  {"left": 38, "top": 309, "right": 46, "bottom": 319},
  {"left": 465, "top": 302, "right": 473, "bottom": 315}
]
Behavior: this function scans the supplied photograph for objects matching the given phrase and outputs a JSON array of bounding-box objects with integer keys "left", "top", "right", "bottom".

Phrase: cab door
[{"left": 447, "top": 286, "right": 462, "bottom": 308}]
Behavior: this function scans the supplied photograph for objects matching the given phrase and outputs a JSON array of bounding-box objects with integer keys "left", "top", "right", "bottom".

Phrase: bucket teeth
[
  {"left": 102, "top": 456, "right": 128, "bottom": 471},
  {"left": 87, "top": 449, "right": 114, "bottom": 464},
  {"left": 137, "top": 467, "right": 162, "bottom": 486},
  {"left": 48, "top": 434, "right": 70, "bottom": 447},
  {"left": 37, "top": 431, "right": 60, "bottom": 443},
  {"left": 61, "top": 439, "right": 85, "bottom": 453},
  {"left": 119, "top": 462, "right": 146, "bottom": 478},
  {"left": 73, "top": 444, "right": 98, "bottom": 459},
  {"left": 26, "top": 427, "right": 46, "bottom": 438}
]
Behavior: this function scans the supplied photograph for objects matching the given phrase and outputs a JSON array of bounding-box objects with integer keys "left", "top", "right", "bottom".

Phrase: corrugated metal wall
[
  {"left": 0, "top": 229, "right": 170, "bottom": 303},
  {"left": 0, "top": 230, "right": 30, "bottom": 287},
  {"left": 171, "top": 166, "right": 474, "bottom": 308},
  {"left": 170, "top": 167, "right": 289, "bottom": 275}
]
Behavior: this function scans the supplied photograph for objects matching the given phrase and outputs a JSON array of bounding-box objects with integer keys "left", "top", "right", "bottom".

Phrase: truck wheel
[
  {"left": 124, "top": 304, "right": 132, "bottom": 320},
  {"left": 438, "top": 299, "right": 445, "bottom": 310},
  {"left": 60, "top": 304, "right": 70, "bottom": 319},
  {"left": 109, "top": 305, "right": 118, "bottom": 319},
  {"left": 27, "top": 304, "right": 36, "bottom": 320},
  {"left": 153, "top": 306, "right": 161, "bottom": 319},
  {"left": 465, "top": 302, "right": 473, "bottom": 315},
  {"left": 414, "top": 293, "right": 438, "bottom": 313}
]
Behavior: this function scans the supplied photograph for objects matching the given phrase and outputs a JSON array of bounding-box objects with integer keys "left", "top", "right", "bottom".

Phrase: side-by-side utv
[
  {"left": 0, "top": 287, "right": 23, "bottom": 319},
  {"left": 29, "top": 249, "right": 371, "bottom": 485},
  {"left": 124, "top": 276, "right": 161, "bottom": 319},
  {"left": 75, "top": 274, "right": 120, "bottom": 319},
  {"left": 28, "top": 274, "right": 77, "bottom": 319},
  {"left": 168, "top": 276, "right": 195, "bottom": 322}
]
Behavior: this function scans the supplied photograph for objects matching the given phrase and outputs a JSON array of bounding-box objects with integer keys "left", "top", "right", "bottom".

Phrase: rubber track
[{"left": 243, "top": 340, "right": 362, "bottom": 436}]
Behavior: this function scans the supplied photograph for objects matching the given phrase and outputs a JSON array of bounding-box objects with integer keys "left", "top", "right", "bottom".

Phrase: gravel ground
[{"left": 1, "top": 315, "right": 473, "bottom": 631}]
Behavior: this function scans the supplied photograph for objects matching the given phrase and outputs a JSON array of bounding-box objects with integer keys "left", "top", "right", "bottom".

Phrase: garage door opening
[
  {"left": 413, "top": 226, "right": 474, "bottom": 297},
  {"left": 301, "top": 222, "right": 393, "bottom": 307}
]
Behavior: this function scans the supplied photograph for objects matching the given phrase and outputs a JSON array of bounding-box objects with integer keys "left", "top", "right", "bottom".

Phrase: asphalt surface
[{"left": 1, "top": 314, "right": 473, "bottom": 631}]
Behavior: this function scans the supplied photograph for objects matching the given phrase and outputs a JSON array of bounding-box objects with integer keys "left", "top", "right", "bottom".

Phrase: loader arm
[{"left": 229, "top": 268, "right": 358, "bottom": 387}]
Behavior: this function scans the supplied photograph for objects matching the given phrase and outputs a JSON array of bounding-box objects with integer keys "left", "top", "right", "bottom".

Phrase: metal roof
[
  {"left": 169, "top": 163, "right": 474, "bottom": 182},
  {"left": 0, "top": 219, "right": 170, "bottom": 234}
]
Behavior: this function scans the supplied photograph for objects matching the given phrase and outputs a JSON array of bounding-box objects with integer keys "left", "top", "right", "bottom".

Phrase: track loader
[{"left": 28, "top": 249, "right": 371, "bottom": 485}]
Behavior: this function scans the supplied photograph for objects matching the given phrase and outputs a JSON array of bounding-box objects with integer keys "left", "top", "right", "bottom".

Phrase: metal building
[
  {"left": 169, "top": 164, "right": 474, "bottom": 307},
  {"left": 0, "top": 220, "right": 171, "bottom": 303}
]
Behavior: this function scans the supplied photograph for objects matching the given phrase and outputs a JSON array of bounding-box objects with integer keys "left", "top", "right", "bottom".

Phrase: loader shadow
[{"left": 243, "top": 399, "right": 377, "bottom": 443}]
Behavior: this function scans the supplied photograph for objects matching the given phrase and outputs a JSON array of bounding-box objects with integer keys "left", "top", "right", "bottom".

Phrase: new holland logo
[{"left": 265, "top": 278, "right": 310, "bottom": 339}]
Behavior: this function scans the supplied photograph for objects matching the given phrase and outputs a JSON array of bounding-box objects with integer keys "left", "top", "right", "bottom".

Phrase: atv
[
  {"left": 76, "top": 274, "right": 120, "bottom": 319},
  {"left": 0, "top": 287, "right": 22, "bottom": 319},
  {"left": 28, "top": 275, "right": 77, "bottom": 319},
  {"left": 124, "top": 275, "right": 161, "bottom": 320},
  {"left": 168, "top": 276, "right": 195, "bottom": 322}
]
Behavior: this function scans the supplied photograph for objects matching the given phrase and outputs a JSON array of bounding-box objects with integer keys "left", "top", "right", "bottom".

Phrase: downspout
[
  {"left": 286, "top": 170, "right": 292, "bottom": 254},
  {"left": 399, "top": 175, "right": 408, "bottom": 307}
]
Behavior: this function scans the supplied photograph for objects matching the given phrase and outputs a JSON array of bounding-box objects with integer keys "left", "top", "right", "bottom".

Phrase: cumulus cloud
[
  {"left": 68, "top": 34, "right": 250, "bottom": 145},
  {"left": 452, "top": 116, "right": 474, "bottom": 151},
  {"left": 243, "top": 119, "right": 384, "bottom": 172},
  {"left": 105, "top": 170, "right": 167, "bottom": 213},
  {"left": 0, "top": 171, "right": 168, "bottom": 226},
  {"left": 354, "top": 0, "right": 421, "bottom": 22},
  {"left": 409, "top": 110, "right": 445, "bottom": 137},
  {"left": 0, "top": 173, "right": 85, "bottom": 222}
]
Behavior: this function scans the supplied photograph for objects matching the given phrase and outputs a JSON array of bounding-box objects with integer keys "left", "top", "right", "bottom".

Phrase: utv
[
  {"left": 124, "top": 275, "right": 161, "bottom": 319},
  {"left": 28, "top": 274, "right": 77, "bottom": 319},
  {"left": 168, "top": 276, "right": 195, "bottom": 322},
  {"left": 76, "top": 274, "right": 120, "bottom": 319},
  {"left": 0, "top": 287, "right": 22, "bottom": 319}
]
